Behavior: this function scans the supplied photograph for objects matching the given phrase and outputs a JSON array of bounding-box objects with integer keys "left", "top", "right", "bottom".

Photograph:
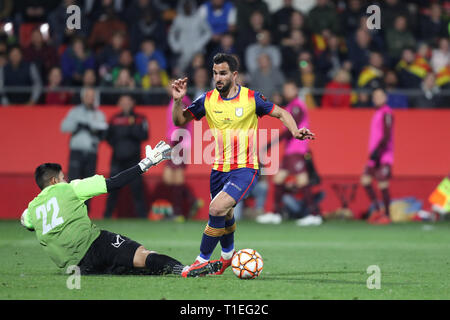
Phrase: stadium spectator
[
  {"left": 321, "top": 69, "right": 352, "bottom": 109},
  {"left": 129, "top": 7, "right": 167, "bottom": 54},
  {"left": 106, "top": 49, "right": 141, "bottom": 87},
  {"left": 419, "top": 2, "right": 448, "bottom": 44},
  {"left": 123, "top": 0, "right": 160, "bottom": 28},
  {"left": 292, "top": 51, "right": 319, "bottom": 108},
  {"left": 339, "top": 0, "right": 365, "bottom": 36},
  {"left": 245, "top": 29, "right": 281, "bottom": 74},
  {"left": 104, "top": 94, "right": 149, "bottom": 218},
  {"left": 395, "top": 47, "right": 430, "bottom": 89},
  {"left": 271, "top": 0, "right": 297, "bottom": 43},
  {"left": 13, "top": 0, "right": 54, "bottom": 23},
  {"left": 198, "top": 0, "right": 236, "bottom": 44},
  {"left": 384, "top": 70, "right": 408, "bottom": 109},
  {"left": 248, "top": 53, "right": 285, "bottom": 102},
  {"left": 315, "top": 33, "right": 349, "bottom": 83},
  {"left": 381, "top": 0, "right": 414, "bottom": 30},
  {"left": 60, "top": 87, "right": 107, "bottom": 190},
  {"left": 22, "top": 28, "right": 59, "bottom": 81},
  {"left": 1, "top": 45, "right": 42, "bottom": 105},
  {"left": 135, "top": 38, "right": 167, "bottom": 77},
  {"left": 307, "top": 0, "right": 339, "bottom": 35},
  {"left": 47, "top": 0, "right": 89, "bottom": 49},
  {"left": 88, "top": 1, "right": 128, "bottom": 53},
  {"left": 235, "top": 0, "right": 271, "bottom": 34},
  {"left": 347, "top": 28, "right": 376, "bottom": 82},
  {"left": 103, "top": 68, "right": 138, "bottom": 105},
  {"left": 281, "top": 10, "right": 310, "bottom": 43},
  {"left": 207, "top": 32, "right": 237, "bottom": 69},
  {"left": 280, "top": 29, "right": 310, "bottom": 77},
  {"left": 410, "top": 73, "right": 443, "bottom": 108},
  {"left": 234, "top": 10, "right": 266, "bottom": 67},
  {"left": 0, "top": 0, "right": 13, "bottom": 21},
  {"left": 96, "top": 31, "right": 126, "bottom": 79},
  {"left": 357, "top": 51, "right": 385, "bottom": 91},
  {"left": 60, "top": 37, "right": 96, "bottom": 86},
  {"left": 168, "top": 0, "right": 212, "bottom": 75},
  {"left": 431, "top": 37, "right": 450, "bottom": 74},
  {"left": 141, "top": 60, "right": 169, "bottom": 90},
  {"left": 186, "top": 52, "right": 207, "bottom": 86},
  {"left": 385, "top": 15, "right": 416, "bottom": 65},
  {"left": 84, "top": 0, "right": 124, "bottom": 22},
  {"left": 71, "top": 69, "right": 100, "bottom": 106},
  {"left": 191, "top": 66, "right": 211, "bottom": 99},
  {"left": 44, "top": 66, "right": 73, "bottom": 105}
]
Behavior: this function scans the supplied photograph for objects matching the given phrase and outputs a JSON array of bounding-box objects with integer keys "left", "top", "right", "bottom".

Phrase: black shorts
[{"left": 78, "top": 230, "right": 142, "bottom": 275}]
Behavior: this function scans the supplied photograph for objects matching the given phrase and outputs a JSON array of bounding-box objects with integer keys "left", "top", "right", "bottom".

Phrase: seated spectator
[
  {"left": 282, "top": 10, "right": 310, "bottom": 42},
  {"left": 419, "top": 2, "right": 447, "bottom": 45},
  {"left": 191, "top": 66, "right": 211, "bottom": 99},
  {"left": 168, "top": 0, "right": 212, "bottom": 75},
  {"left": 307, "top": 0, "right": 339, "bottom": 35},
  {"left": 45, "top": 66, "right": 73, "bottom": 105},
  {"left": 248, "top": 53, "right": 285, "bottom": 102},
  {"left": 235, "top": 0, "right": 271, "bottom": 33},
  {"left": 103, "top": 68, "right": 138, "bottom": 105},
  {"left": 292, "top": 51, "right": 319, "bottom": 108},
  {"left": 347, "top": 28, "right": 376, "bottom": 82},
  {"left": 384, "top": 70, "right": 408, "bottom": 109},
  {"left": 395, "top": 47, "right": 431, "bottom": 89},
  {"left": 22, "top": 28, "right": 59, "bottom": 81},
  {"left": 124, "top": 0, "right": 161, "bottom": 28},
  {"left": 186, "top": 52, "right": 207, "bottom": 86},
  {"left": 431, "top": 38, "right": 450, "bottom": 74},
  {"left": 47, "top": 0, "right": 90, "bottom": 49},
  {"left": 1, "top": 45, "right": 42, "bottom": 105},
  {"left": 315, "top": 33, "right": 349, "bottom": 83},
  {"left": 141, "top": 60, "right": 169, "bottom": 90},
  {"left": 280, "top": 29, "right": 310, "bottom": 78},
  {"left": 97, "top": 31, "right": 126, "bottom": 79},
  {"left": 385, "top": 15, "right": 416, "bottom": 66},
  {"left": 14, "top": 0, "right": 52, "bottom": 23},
  {"left": 410, "top": 73, "right": 443, "bottom": 108},
  {"left": 107, "top": 49, "right": 141, "bottom": 87},
  {"left": 88, "top": 1, "right": 127, "bottom": 53},
  {"left": 357, "top": 51, "right": 385, "bottom": 90},
  {"left": 60, "top": 37, "right": 96, "bottom": 86},
  {"left": 129, "top": 6, "right": 167, "bottom": 53},
  {"left": 340, "top": 0, "right": 365, "bottom": 36},
  {"left": 135, "top": 38, "right": 167, "bottom": 77},
  {"left": 321, "top": 69, "right": 352, "bottom": 109},
  {"left": 381, "top": 0, "right": 413, "bottom": 30},
  {"left": 271, "top": 0, "right": 297, "bottom": 43},
  {"left": 198, "top": 0, "right": 236, "bottom": 44},
  {"left": 245, "top": 29, "right": 281, "bottom": 74},
  {"left": 71, "top": 69, "right": 100, "bottom": 105},
  {"left": 207, "top": 32, "right": 237, "bottom": 69},
  {"left": 235, "top": 10, "right": 267, "bottom": 67}
]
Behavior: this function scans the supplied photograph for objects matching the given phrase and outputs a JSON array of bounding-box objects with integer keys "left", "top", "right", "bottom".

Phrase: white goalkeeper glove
[{"left": 138, "top": 141, "right": 172, "bottom": 172}]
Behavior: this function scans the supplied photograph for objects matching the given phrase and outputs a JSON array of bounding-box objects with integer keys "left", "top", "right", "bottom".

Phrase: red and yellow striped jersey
[{"left": 185, "top": 85, "right": 275, "bottom": 172}]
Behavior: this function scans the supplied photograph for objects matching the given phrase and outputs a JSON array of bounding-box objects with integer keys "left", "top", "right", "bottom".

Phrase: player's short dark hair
[
  {"left": 213, "top": 53, "right": 239, "bottom": 72},
  {"left": 35, "top": 163, "right": 62, "bottom": 190}
]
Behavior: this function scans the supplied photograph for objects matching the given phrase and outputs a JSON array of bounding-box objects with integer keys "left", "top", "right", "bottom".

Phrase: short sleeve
[
  {"left": 70, "top": 175, "right": 107, "bottom": 202},
  {"left": 185, "top": 93, "right": 206, "bottom": 120},
  {"left": 254, "top": 91, "right": 275, "bottom": 117}
]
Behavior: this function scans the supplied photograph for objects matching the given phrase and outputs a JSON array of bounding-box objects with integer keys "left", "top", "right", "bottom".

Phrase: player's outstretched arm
[
  {"left": 269, "top": 105, "right": 316, "bottom": 140},
  {"left": 106, "top": 141, "right": 171, "bottom": 192},
  {"left": 171, "top": 77, "right": 194, "bottom": 126}
]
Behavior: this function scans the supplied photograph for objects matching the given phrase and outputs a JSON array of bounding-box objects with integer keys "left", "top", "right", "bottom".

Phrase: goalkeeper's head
[{"left": 35, "top": 163, "right": 65, "bottom": 190}]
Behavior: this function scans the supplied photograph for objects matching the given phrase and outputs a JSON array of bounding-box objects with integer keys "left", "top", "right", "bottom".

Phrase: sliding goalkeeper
[{"left": 20, "top": 141, "right": 221, "bottom": 277}]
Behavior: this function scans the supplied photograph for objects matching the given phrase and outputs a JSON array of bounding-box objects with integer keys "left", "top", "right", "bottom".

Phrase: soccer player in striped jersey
[
  {"left": 171, "top": 53, "right": 315, "bottom": 274},
  {"left": 20, "top": 142, "right": 222, "bottom": 277}
]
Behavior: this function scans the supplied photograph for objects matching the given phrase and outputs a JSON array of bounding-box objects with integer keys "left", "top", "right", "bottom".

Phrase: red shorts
[
  {"left": 281, "top": 153, "right": 307, "bottom": 174},
  {"left": 363, "top": 164, "right": 392, "bottom": 181}
]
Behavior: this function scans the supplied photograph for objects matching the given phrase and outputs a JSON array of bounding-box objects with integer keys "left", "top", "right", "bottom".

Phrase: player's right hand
[{"left": 171, "top": 77, "right": 188, "bottom": 100}]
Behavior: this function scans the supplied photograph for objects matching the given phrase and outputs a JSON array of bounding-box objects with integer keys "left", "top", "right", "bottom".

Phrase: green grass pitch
[{"left": 1, "top": 219, "right": 449, "bottom": 300}]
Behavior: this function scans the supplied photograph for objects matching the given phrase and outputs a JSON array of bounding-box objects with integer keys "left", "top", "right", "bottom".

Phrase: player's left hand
[
  {"left": 293, "top": 127, "right": 315, "bottom": 140},
  {"left": 139, "top": 141, "right": 172, "bottom": 172}
]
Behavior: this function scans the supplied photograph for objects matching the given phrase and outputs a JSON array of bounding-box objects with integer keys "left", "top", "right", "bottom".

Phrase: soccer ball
[{"left": 231, "top": 249, "right": 263, "bottom": 279}]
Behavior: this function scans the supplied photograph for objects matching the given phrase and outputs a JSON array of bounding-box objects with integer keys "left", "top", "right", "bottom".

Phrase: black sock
[
  {"left": 364, "top": 185, "right": 380, "bottom": 210},
  {"left": 381, "top": 188, "right": 391, "bottom": 216},
  {"left": 145, "top": 253, "right": 185, "bottom": 275}
]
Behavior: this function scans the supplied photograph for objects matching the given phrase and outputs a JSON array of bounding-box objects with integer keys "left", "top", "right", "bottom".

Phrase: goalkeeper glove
[{"left": 138, "top": 141, "right": 172, "bottom": 172}]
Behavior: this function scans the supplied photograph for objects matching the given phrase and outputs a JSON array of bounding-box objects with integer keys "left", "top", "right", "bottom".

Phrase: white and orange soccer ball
[{"left": 231, "top": 249, "right": 263, "bottom": 279}]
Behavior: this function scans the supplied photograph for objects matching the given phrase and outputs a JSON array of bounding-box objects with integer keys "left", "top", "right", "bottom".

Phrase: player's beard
[{"left": 215, "top": 79, "right": 232, "bottom": 94}]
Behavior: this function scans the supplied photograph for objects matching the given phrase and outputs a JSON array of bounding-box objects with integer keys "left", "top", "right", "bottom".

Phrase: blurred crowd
[{"left": 0, "top": 0, "right": 449, "bottom": 108}]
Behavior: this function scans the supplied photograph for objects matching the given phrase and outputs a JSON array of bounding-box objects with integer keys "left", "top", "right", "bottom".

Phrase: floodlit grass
[{"left": 1, "top": 219, "right": 449, "bottom": 300}]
